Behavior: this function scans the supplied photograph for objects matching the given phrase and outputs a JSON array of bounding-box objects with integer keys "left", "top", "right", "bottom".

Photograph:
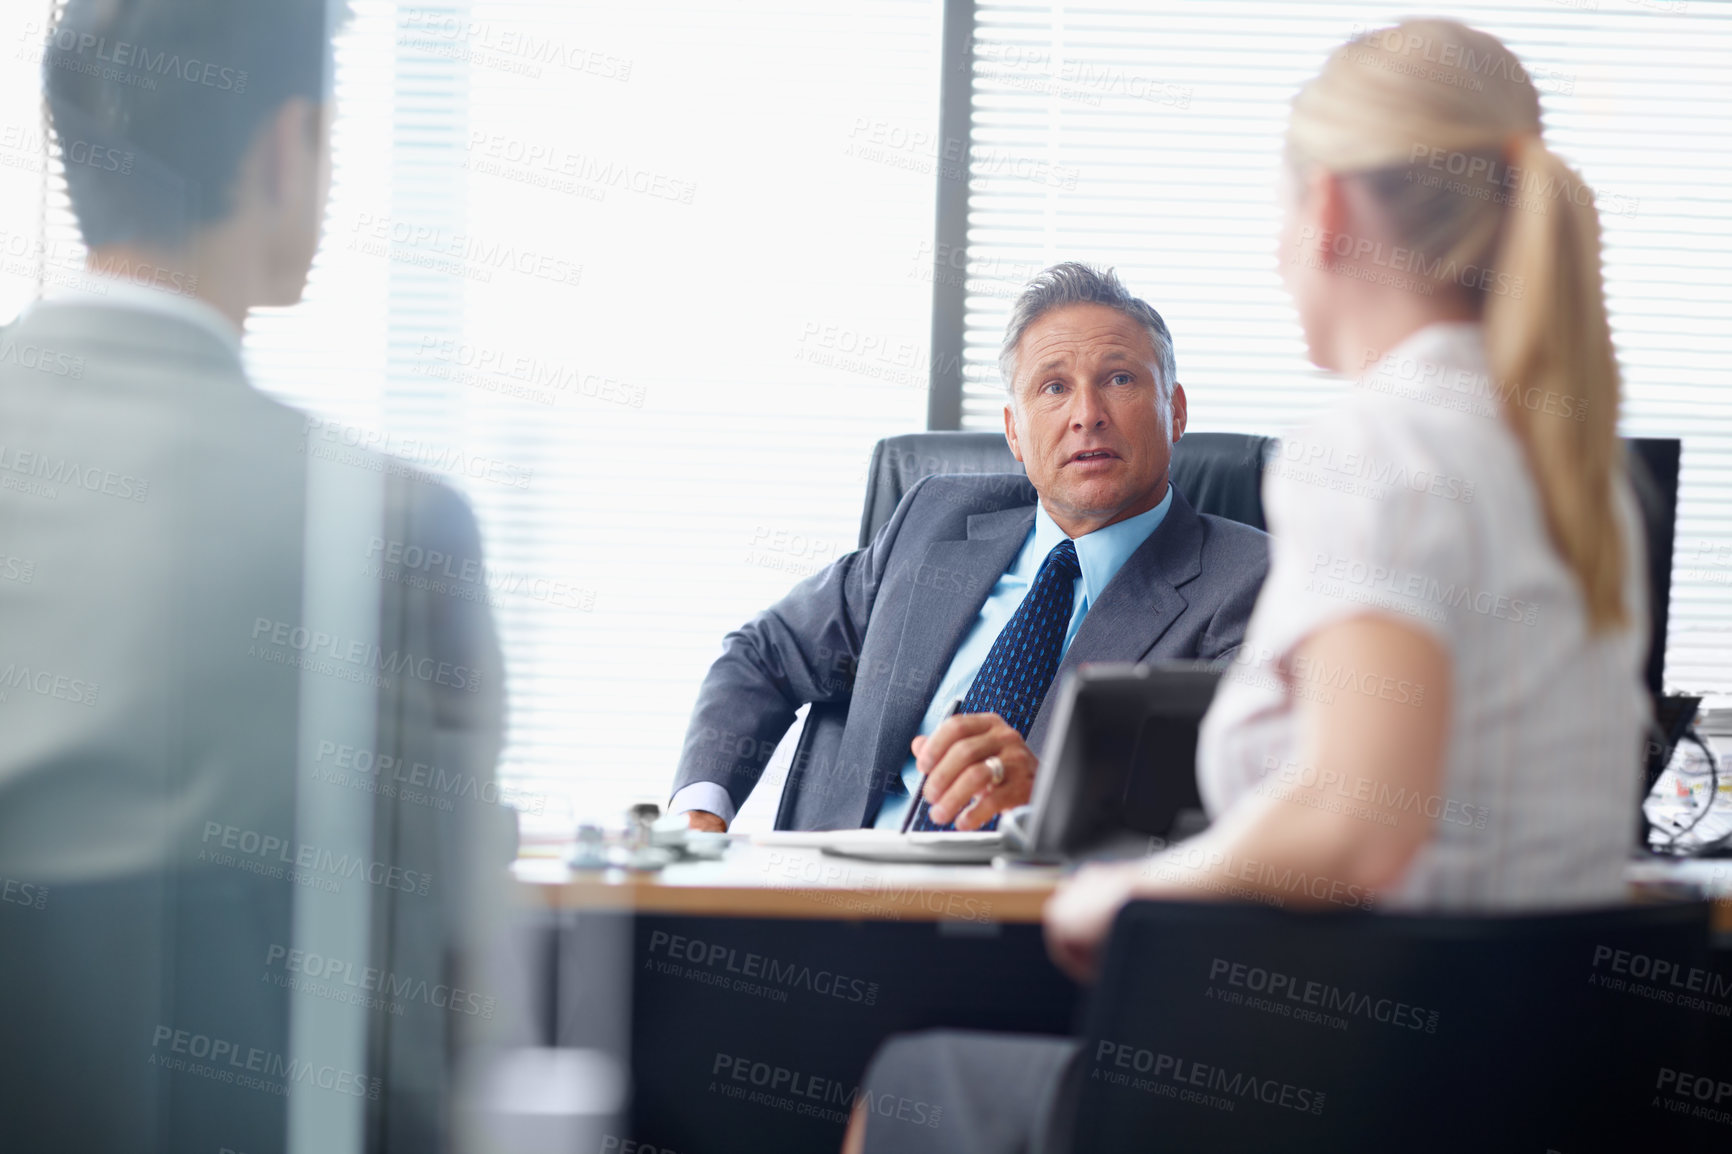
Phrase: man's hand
[
  {"left": 1043, "top": 861, "right": 1143, "bottom": 983},
  {"left": 683, "top": 810, "right": 727, "bottom": 834},
  {"left": 911, "top": 711, "right": 1037, "bottom": 831}
]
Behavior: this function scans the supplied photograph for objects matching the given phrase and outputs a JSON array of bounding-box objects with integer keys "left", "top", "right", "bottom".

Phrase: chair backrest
[
  {"left": 856, "top": 430, "right": 1274, "bottom": 547},
  {"left": 1624, "top": 437, "right": 1680, "bottom": 697},
  {"left": 1071, "top": 898, "right": 1721, "bottom": 1153}
]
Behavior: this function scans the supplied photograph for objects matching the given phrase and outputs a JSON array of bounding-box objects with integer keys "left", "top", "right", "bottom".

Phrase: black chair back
[
  {"left": 856, "top": 430, "right": 1274, "bottom": 546},
  {"left": 1624, "top": 437, "right": 1680, "bottom": 697},
  {"left": 1071, "top": 898, "right": 1722, "bottom": 1152}
]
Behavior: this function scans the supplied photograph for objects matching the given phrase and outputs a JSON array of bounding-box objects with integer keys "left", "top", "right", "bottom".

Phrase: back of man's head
[{"left": 42, "top": 0, "right": 343, "bottom": 250}]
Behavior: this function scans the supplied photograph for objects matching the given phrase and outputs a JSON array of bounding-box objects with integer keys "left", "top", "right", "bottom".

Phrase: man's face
[{"left": 1003, "top": 302, "right": 1187, "bottom": 536}]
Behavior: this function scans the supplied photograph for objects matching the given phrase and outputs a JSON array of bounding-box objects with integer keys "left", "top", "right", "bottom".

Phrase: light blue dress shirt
[{"left": 870, "top": 490, "right": 1173, "bottom": 829}]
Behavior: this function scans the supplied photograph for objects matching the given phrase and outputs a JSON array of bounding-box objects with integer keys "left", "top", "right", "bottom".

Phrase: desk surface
[
  {"left": 515, "top": 838, "right": 1063, "bottom": 922},
  {"left": 516, "top": 838, "right": 1732, "bottom": 931}
]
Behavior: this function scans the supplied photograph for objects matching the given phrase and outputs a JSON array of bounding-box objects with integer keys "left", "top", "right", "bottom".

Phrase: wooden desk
[
  {"left": 514, "top": 838, "right": 1063, "bottom": 923},
  {"left": 516, "top": 840, "right": 1077, "bottom": 1154},
  {"left": 515, "top": 842, "right": 1732, "bottom": 1153},
  {"left": 516, "top": 838, "right": 1732, "bottom": 934},
  {"left": 1629, "top": 857, "right": 1732, "bottom": 935}
]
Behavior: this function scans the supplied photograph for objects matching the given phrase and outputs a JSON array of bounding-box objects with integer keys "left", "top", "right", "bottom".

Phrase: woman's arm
[{"left": 1044, "top": 613, "right": 1453, "bottom": 981}]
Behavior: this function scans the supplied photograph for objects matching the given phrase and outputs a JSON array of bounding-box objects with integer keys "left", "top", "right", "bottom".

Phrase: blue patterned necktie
[{"left": 911, "top": 537, "right": 1081, "bottom": 832}]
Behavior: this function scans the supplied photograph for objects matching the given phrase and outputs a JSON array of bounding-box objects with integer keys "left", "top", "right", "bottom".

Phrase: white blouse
[{"left": 1196, "top": 322, "right": 1650, "bottom": 911}]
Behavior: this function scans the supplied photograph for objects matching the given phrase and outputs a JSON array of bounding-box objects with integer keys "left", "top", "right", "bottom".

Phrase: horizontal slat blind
[
  {"left": 962, "top": 1, "right": 1732, "bottom": 693},
  {"left": 441, "top": 2, "right": 939, "bottom": 828},
  {"left": 0, "top": 2, "right": 66, "bottom": 318}
]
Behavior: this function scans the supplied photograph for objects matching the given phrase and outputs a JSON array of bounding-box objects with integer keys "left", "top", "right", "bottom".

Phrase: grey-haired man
[{"left": 671, "top": 262, "right": 1270, "bottom": 832}]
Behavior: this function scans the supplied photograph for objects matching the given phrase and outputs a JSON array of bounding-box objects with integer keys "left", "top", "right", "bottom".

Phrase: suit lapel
[
  {"left": 1026, "top": 487, "right": 1205, "bottom": 753},
  {"left": 859, "top": 504, "right": 1034, "bottom": 820}
]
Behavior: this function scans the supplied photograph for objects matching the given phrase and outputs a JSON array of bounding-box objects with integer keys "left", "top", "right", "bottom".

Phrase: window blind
[
  {"left": 961, "top": 0, "right": 1732, "bottom": 694},
  {"left": 17, "top": 0, "right": 943, "bottom": 830},
  {"left": 0, "top": 3, "right": 58, "bottom": 321}
]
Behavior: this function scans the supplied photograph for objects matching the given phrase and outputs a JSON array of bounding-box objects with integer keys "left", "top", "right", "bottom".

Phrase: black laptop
[
  {"left": 820, "top": 661, "right": 1223, "bottom": 864},
  {"left": 1024, "top": 661, "right": 1223, "bottom": 857}
]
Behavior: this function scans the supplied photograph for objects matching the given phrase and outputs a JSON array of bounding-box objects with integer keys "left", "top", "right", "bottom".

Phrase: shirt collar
[
  {"left": 45, "top": 271, "right": 243, "bottom": 359},
  {"left": 1364, "top": 321, "right": 1486, "bottom": 389},
  {"left": 1032, "top": 485, "right": 1174, "bottom": 608}
]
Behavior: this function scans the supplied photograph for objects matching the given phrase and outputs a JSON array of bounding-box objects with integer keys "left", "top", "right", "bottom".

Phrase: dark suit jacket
[
  {"left": 672, "top": 472, "right": 1270, "bottom": 830},
  {"left": 0, "top": 300, "right": 507, "bottom": 1154}
]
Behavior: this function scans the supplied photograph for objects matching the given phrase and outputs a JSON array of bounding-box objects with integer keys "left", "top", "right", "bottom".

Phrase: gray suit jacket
[
  {"left": 672, "top": 472, "right": 1270, "bottom": 830},
  {"left": 0, "top": 299, "right": 507, "bottom": 1153}
]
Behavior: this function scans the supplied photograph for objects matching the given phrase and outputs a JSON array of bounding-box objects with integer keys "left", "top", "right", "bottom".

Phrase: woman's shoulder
[
  {"left": 1303, "top": 335, "right": 1521, "bottom": 449},
  {"left": 1265, "top": 383, "right": 1518, "bottom": 528}
]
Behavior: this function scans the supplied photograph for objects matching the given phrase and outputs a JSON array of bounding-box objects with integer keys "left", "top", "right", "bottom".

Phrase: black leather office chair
[
  {"left": 773, "top": 430, "right": 1273, "bottom": 829},
  {"left": 1068, "top": 898, "right": 1721, "bottom": 1153}
]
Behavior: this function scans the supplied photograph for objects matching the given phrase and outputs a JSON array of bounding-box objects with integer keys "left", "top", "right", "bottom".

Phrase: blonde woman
[{"left": 845, "top": 20, "right": 1649, "bottom": 1154}]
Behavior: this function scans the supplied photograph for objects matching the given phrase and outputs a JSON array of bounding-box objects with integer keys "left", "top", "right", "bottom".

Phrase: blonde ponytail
[
  {"left": 1483, "top": 137, "right": 1626, "bottom": 630},
  {"left": 1288, "top": 20, "right": 1628, "bottom": 632}
]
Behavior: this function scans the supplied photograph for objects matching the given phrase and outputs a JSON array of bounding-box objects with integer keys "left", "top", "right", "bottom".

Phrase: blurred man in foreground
[{"left": 0, "top": 2, "right": 508, "bottom": 1150}]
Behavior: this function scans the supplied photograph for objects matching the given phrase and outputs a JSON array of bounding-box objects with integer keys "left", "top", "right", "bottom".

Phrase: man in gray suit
[
  {"left": 0, "top": 2, "right": 508, "bottom": 1151},
  {"left": 672, "top": 263, "right": 1269, "bottom": 833}
]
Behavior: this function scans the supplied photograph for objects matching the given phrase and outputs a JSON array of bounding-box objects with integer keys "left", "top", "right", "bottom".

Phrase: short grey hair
[{"left": 998, "top": 262, "right": 1177, "bottom": 398}]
